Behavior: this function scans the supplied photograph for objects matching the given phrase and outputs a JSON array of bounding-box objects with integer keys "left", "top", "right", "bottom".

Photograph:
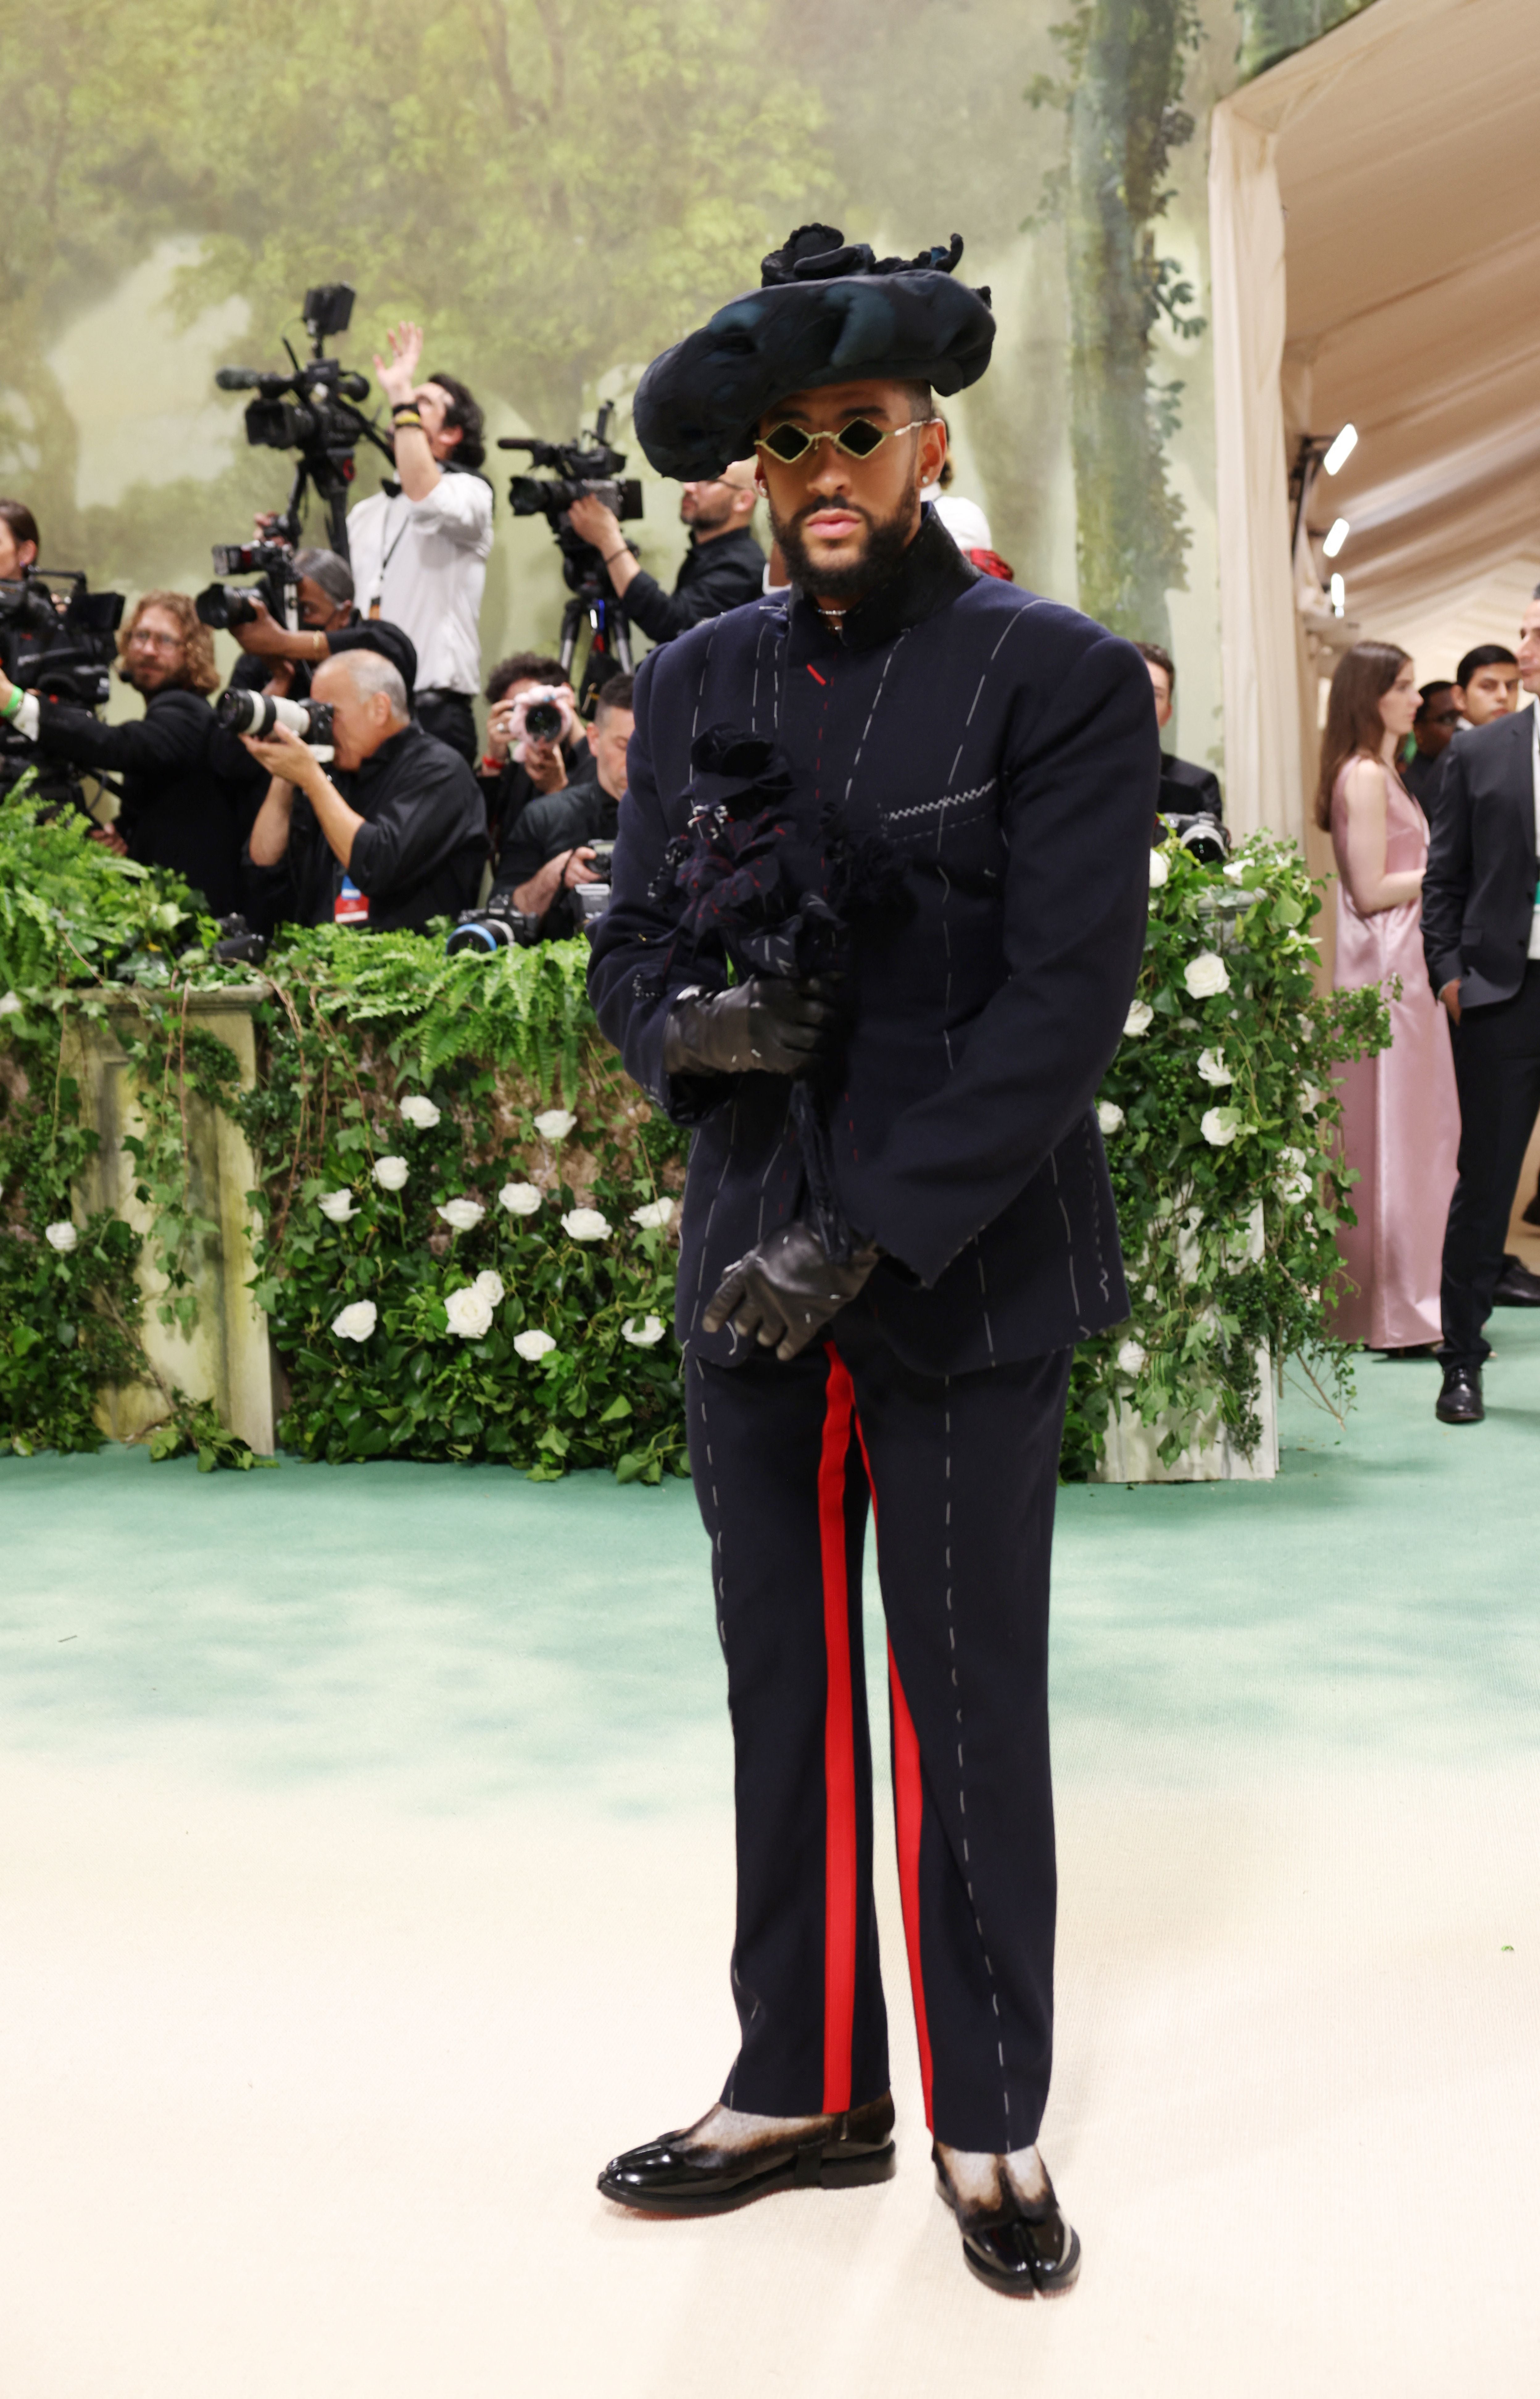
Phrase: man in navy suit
[
  {"left": 588, "top": 226, "right": 1156, "bottom": 2297},
  {"left": 1422, "top": 592, "right": 1540, "bottom": 1422}
]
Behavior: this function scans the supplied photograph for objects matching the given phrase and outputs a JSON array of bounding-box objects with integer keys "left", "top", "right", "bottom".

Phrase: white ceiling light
[
  {"left": 1322, "top": 517, "right": 1350, "bottom": 559},
  {"left": 1330, "top": 572, "right": 1346, "bottom": 617},
  {"left": 1322, "top": 424, "right": 1359, "bottom": 477}
]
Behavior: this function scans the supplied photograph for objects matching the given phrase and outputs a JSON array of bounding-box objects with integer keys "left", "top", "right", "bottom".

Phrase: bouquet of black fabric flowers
[{"left": 652, "top": 725, "right": 911, "bottom": 1258}]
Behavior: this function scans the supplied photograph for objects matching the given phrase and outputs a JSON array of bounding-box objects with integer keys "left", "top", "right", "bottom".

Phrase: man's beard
[{"left": 770, "top": 486, "right": 920, "bottom": 605}]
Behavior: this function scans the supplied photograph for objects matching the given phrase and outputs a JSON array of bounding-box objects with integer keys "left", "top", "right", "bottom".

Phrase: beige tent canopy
[{"left": 1210, "top": 0, "right": 1540, "bottom": 846}]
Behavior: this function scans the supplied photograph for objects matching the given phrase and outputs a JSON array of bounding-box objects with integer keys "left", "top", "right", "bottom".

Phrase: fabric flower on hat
[
  {"left": 533, "top": 1109, "right": 576, "bottom": 1141},
  {"left": 630, "top": 1197, "right": 675, "bottom": 1229},
  {"left": 1184, "top": 953, "right": 1231, "bottom": 1000},
  {"left": 499, "top": 1182, "right": 543, "bottom": 1216},
  {"left": 444, "top": 1285, "right": 494, "bottom": 1339},
  {"left": 562, "top": 1208, "right": 610, "bottom": 1242},
  {"left": 1196, "top": 1048, "right": 1231, "bottom": 1087},
  {"left": 44, "top": 1221, "right": 78, "bottom": 1253},
  {"left": 1200, "top": 1107, "right": 1241, "bottom": 1147},
  {"left": 399, "top": 1095, "right": 441, "bottom": 1129},
  {"left": 514, "top": 1329, "right": 557, "bottom": 1361},
  {"left": 331, "top": 1300, "right": 377, "bottom": 1342},
  {"left": 372, "top": 1155, "right": 409, "bottom": 1191},
  {"left": 318, "top": 1189, "right": 358, "bottom": 1223},
  {"left": 1096, "top": 1100, "right": 1125, "bottom": 1135},
  {"left": 437, "top": 1198, "right": 484, "bottom": 1232},
  {"left": 622, "top": 1315, "right": 667, "bottom": 1346},
  {"left": 1123, "top": 1001, "right": 1153, "bottom": 1038}
]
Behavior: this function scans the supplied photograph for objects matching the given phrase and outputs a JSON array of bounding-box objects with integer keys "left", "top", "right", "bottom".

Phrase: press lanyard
[{"left": 368, "top": 500, "right": 412, "bottom": 621}]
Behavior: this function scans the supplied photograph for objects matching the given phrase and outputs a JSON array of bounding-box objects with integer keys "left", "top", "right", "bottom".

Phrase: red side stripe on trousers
[
  {"left": 888, "top": 1641, "right": 937, "bottom": 2130},
  {"left": 816, "top": 1348, "right": 860, "bottom": 2114}
]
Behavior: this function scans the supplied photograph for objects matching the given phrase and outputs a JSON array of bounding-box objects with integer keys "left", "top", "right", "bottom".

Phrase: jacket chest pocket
[{"left": 879, "top": 775, "right": 1007, "bottom": 893}]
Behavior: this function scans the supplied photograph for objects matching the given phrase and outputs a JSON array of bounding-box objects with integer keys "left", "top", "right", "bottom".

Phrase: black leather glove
[
  {"left": 662, "top": 977, "right": 839, "bottom": 1079},
  {"left": 702, "top": 1221, "right": 881, "bottom": 1361}
]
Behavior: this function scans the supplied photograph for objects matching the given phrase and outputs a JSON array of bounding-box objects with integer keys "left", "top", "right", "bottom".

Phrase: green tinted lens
[
  {"left": 762, "top": 423, "right": 812, "bottom": 464},
  {"left": 835, "top": 419, "right": 886, "bottom": 459}
]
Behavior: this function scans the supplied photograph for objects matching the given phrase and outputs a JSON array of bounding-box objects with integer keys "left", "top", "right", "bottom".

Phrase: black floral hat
[{"left": 632, "top": 224, "right": 996, "bottom": 481}]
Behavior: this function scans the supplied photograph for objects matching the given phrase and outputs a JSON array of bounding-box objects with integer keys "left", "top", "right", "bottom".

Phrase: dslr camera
[
  {"left": 197, "top": 535, "right": 300, "bottom": 634},
  {"left": 0, "top": 567, "right": 127, "bottom": 811},
  {"left": 1157, "top": 811, "right": 1230, "bottom": 867},
  {"left": 217, "top": 687, "right": 334, "bottom": 762}
]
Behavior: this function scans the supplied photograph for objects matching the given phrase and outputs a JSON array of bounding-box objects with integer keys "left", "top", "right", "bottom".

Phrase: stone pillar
[{"left": 65, "top": 985, "right": 276, "bottom": 1453}]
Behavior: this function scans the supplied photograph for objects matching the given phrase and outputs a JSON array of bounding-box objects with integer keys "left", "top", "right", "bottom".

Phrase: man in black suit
[
  {"left": 588, "top": 224, "right": 1156, "bottom": 2298},
  {"left": 1136, "top": 639, "right": 1223, "bottom": 822},
  {"left": 1422, "top": 592, "right": 1540, "bottom": 1422}
]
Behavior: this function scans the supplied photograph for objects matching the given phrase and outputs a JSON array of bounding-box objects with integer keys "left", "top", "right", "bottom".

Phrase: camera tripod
[{"left": 555, "top": 538, "right": 636, "bottom": 713}]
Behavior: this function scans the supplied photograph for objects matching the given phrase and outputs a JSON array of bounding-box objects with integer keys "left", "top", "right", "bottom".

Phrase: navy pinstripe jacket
[{"left": 588, "top": 511, "right": 1158, "bottom": 1374}]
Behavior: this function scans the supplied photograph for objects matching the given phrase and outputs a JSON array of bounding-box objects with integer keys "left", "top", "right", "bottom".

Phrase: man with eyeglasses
[
  {"left": 566, "top": 459, "right": 765, "bottom": 644},
  {"left": 0, "top": 587, "right": 243, "bottom": 915},
  {"left": 588, "top": 224, "right": 1156, "bottom": 2299},
  {"left": 1401, "top": 680, "right": 1462, "bottom": 815}
]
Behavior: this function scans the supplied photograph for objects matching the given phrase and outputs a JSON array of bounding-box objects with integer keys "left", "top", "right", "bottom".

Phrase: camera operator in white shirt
[{"left": 347, "top": 321, "right": 492, "bottom": 766}]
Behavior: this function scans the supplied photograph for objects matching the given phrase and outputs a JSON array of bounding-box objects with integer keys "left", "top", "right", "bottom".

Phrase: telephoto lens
[
  {"left": 445, "top": 905, "right": 543, "bottom": 955},
  {"left": 216, "top": 689, "right": 334, "bottom": 748},
  {"left": 523, "top": 698, "right": 563, "bottom": 743}
]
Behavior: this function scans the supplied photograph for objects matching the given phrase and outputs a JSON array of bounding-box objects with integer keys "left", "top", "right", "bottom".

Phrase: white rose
[
  {"left": 44, "top": 1221, "right": 78, "bottom": 1254},
  {"left": 1117, "top": 1339, "right": 1147, "bottom": 1376},
  {"left": 331, "top": 1299, "right": 377, "bottom": 1342},
  {"left": 562, "top": 1208, "right": 610, "bottom": 1241},
  {"left": 1148, "top": 850, "right": 1170, "bottom": 889},
  {"left": 622, "top": 1314, "right": 666, "bottom": 1347},
  {"left": 444, "top": 1285, "right": 494, "bottom": 1339},
  {"left": 630, "top": 1197, "right": 676, "bottom": 1229},
  {"left": 514, "top": 1329, "right": 557, "bottom": 1361},
  {"left": 533, "top": 1109, "right": 577, "bottom": 1141},
  {"left": 399, "top": 1095, "right": 441, "bottom": 1129},
  {"left": 473, "top": 1268, "right": 505, "bottom": 1307},
  {"left": 0, "top": 991, "right": 22, "bottom": 1017},
  {"left": 1123, "top": 1001, "right": 1153, "bottom": 1038},
  {"left": 1301, "top": 1083, "right": 1324, "bottom": 1115},
  {"left": 1222, "top": 860, "right": 1247, "bottom": 884},
  {"left": 1096, "top": 1100, "right": 1125, "bottom": 1135},
  {"left": 498, "top": 1181, "right": 543, "bottom": 1216},
  {"left": 1142, "top": 1284, "right": 1157, "bottom": 1303},
  {"left": 1279, "top": 1146, "right": 1307, "bottom": 1169},
  {"left": 437, "top": 1198, "right": 485, "bottom": 1232},
  {"left": 1201, "top": 1107, "right": 1241, "bottom": 1147},
  {"left": 318, "top": 1189, "right": 358, "bottom": 1223},
  {"left": 372, "top": 1154, "right": 409, "bottom": 1191},
  {"left": 1184, "top": 952, "right": 1231, "bottom": 999},
  {"left": 1196, "top": 1048, "right": 1231, "bottom": 1087},
  {"left": 1281, "top": 1170, "right": 1313, "bottom": 1204}
]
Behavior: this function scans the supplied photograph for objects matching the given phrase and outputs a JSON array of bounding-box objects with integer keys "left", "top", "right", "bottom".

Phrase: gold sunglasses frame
[{"left": 753, "top": 417, "right": 935, "bottom": 467}]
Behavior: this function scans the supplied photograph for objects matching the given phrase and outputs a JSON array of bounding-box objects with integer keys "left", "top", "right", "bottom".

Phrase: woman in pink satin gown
[{"left": 1317, "top": 642, "right": 1460, "bottom": 1349}]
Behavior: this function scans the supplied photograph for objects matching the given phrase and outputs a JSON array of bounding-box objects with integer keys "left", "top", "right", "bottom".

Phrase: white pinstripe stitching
[
  {"left": 844, "top": 630, "right": 907, "bottom": 804},
  {"left": 885, "top": 778, "right": 998, "bottom": 827},
  {"left": 944, "top": 1388, "right": 1011, "bottom": 2133}
]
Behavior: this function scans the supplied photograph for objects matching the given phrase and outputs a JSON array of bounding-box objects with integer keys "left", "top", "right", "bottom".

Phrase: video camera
[
  {"left": 0, "top": 568, "right": 127, "bottom": 814},
  {"left": 209, "top": 283, "right": 394, "bottom": 562},
  {"left": 496, "top": 400, "right": 644, "bottom": 706}
]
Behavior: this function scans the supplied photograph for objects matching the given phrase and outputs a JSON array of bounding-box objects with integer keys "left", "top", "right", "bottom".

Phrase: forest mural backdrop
[{"left": 3, "top": 0, "right": 1372, "bottom": 769}]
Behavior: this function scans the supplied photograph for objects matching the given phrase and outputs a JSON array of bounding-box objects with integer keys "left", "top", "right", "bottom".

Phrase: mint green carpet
[{"left": 6, "top": 1326, "right": 1538, "bottom": 1805}]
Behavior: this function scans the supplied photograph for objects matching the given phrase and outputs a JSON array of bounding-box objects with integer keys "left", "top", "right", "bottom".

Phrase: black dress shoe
[
  {"left": 597, "top": 2092, "right": 896, "bottom": 2216},
  {"left": 933, "top": 2149, "right": 1081, "bottom": 2299},
  {"left": 1493, "top": 1253, "right": 1540, "bottom": 1306},
  {"left": 1436, "top": 1363, "right": 1484, "bottom": 1423}
]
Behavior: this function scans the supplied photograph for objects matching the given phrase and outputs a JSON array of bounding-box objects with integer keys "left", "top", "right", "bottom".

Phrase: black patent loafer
[
  {"left": 934, "top": 2151, "right": 1081, "bottom": 2299},
  {"left": 1493, "top": 1253, "right": 1540, "bottom": 1306},
  {"left": 598, "top": 2092, "right": 896, "bottom": 2216},
  {"left": 1436, "top": 1363, "right": 1484, "bottom": 1424}
]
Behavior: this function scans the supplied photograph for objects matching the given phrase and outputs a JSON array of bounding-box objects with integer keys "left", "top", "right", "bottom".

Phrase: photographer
[
  {"left": 567, "top": 464, "right": 764, "bottom": 644},
  {"left": 348, "top": 322, "right": 492, "bottom": 765},
  {"left": 491, "top": 672, "right": 634, "bottom": 937},
  {"left": 223, "top": 549, "right": 418, "bottom": 707},
  {"left": 478, "top": 650, "right": 585, "bottom": 871},
  {"left": 0, "top": 498, "right": 40, "bottom": 580},
  {"left": 0, "top": 589, "right": 243, "bottom": 914},
  {"left": 242, "top": 649, "right": 484, "bottom": 933}
]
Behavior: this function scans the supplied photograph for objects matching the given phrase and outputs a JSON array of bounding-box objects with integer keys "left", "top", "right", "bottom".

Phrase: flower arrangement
[{"left": 1060, "top": 831, "right": 1390, "bottom": 1477}]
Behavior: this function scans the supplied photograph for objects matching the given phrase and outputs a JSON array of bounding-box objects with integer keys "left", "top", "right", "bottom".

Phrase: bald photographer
[{"left": 242, "top": 649, "right": 484, "bottom": 934}]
